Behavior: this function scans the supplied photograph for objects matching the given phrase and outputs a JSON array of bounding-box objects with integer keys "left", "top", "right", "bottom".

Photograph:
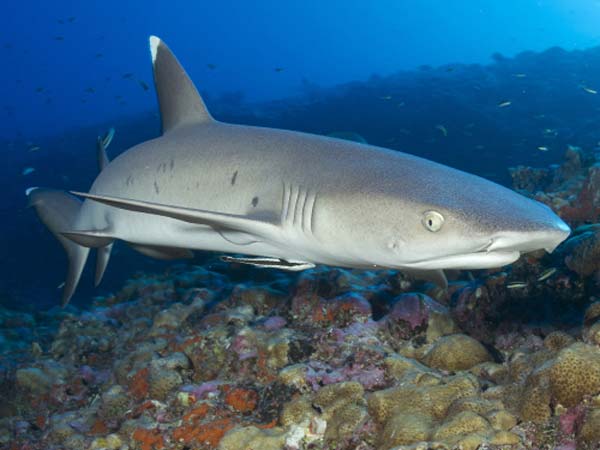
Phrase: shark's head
[
  {"left": 387, "top": 193, "right": 571, "bottom": 271},
  {"left": 315, "top": 153, "right": 571, "bottom": 271}
]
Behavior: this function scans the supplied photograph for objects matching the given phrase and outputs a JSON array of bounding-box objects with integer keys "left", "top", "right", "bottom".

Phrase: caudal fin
[{"left": 27, "top": 188, "right": 89, "bottom": 306}]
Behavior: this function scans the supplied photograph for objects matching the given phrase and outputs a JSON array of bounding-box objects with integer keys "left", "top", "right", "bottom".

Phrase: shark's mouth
[{"left": 402, "top": 250, "right": 521, "bottom": 270}]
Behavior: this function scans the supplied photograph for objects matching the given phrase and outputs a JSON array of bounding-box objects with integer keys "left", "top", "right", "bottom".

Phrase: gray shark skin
[{"left": 28, "top": 36, "right": 571, "bottom": 305}]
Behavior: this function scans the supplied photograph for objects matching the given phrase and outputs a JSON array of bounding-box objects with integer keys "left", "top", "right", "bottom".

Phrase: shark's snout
[{"left": 487, "top": 214, "right": 571, "bottom": 255}]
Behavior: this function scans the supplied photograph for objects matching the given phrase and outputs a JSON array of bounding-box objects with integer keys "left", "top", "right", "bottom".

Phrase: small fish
[
  {"left": 380, "top": 95, "right": 392, "bottom": 100},
  {"left": 57, "top": 19, "right": 65, "bottom": 24},
  {"left": 274, "top": 67, "right": 284, "bottom": 72},
  {"left": 498, "top": 101, "right": 512, "bottom": 108},
  {"left": 101, "top": 128, "right": 115, "bottom": 148},
  {"left": 28, "top": 146, "right": 41, "bottom": 152},
  {"left": 513, "top": 73, "right": 527, "bottom": 78},
  {"left": 122, "top": 73, "right": 134, "bottom": 79},
  {"left": 35, "top": 87, "right": 44, "bottom": 93},
  {"left": 507, "top": 281, "right": 528, "bottom": 289},
  {"left": 22, "top": 167, "right": 35, "bottom": 176},
  {"left": 57, "top": 281, "right": 65, "bottom": 289},
  {"left": 435, "top": 125, "right": 448, "bottom": 137},
  {"left": 582, "top": 86, "right": 597, "bottom": 94},
  {"left": 31, "top": 342, "right": 43, "bottom": 356},
  {"left": 207, "top": 63, "right": 216, "bottom": 70},
  {"left": 95, "top": 53, "right": 103, "bottom": 58},
  {"left": 68, "top": 16, "right": 76, "bottom": 23},
  {"left": 537, "top": 146, "right": 549, "bottom": 151},
  {"left": 85, "top": 87, "right": 95, "bottom": 94},
  {"left": 138, "top": 80, "right": 149, "bottom": 91},
  {"left": 537, "top": 267, "right": 557, "bottom": 282},
  {"left": 53, "top": 36, "right": 64, "bottom": 41}
]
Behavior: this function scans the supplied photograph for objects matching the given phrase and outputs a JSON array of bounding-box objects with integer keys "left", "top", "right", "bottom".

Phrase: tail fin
[{"left": 27, "top": 188, "right": 89, "bottom": 306}]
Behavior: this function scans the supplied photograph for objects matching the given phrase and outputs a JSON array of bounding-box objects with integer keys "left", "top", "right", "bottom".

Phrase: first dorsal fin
[{"left": 149, "top": 36, "right": 213, "bottom": 134}]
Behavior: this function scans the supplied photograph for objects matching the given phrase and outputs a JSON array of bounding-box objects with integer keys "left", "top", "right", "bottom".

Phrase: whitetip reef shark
[{"left": 28, "top": 36, "right": 571, "bottom": 305}]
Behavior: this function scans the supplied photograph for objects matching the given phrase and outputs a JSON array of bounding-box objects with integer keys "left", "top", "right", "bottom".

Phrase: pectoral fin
[
  {"left": 71, "top": 192, "right": 279, "bottom": 239},
  {"left": 221, "top": 255, "right": 315, "bottom": 271}
]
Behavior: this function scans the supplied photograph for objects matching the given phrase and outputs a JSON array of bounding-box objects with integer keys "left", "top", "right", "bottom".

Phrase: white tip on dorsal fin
[
  {"left": 148, "top": 35, "right": 213, "bottom": 134},
  {"left": 149, "top": 36, "right": 160, "bottom": 63}
]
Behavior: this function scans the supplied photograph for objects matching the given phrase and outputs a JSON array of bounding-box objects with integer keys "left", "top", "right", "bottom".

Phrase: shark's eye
[{"left": 422, "top": 210, "right": 444, "bottom": 232}]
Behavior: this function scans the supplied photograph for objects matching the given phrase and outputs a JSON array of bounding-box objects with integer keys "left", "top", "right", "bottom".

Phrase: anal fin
[{"left": 221, "top": 255, "right": 315, "bottom": 271}]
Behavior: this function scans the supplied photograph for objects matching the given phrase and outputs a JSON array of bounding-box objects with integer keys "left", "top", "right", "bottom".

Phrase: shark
[{"left": 28, "top": 36, "right": 571, "bottom": 306}]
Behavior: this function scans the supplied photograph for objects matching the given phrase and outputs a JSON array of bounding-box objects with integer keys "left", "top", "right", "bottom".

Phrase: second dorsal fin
[
  {"left": 149, "top": 36, "right": 213, "bottom": 134},
  {"left": 97, "top": 127, "right": 114, "bottom": 172}
]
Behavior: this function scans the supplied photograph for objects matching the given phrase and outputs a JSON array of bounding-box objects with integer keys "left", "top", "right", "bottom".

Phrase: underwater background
[{"left": 4, "top": 1, "right": 600, "bottom": 449}]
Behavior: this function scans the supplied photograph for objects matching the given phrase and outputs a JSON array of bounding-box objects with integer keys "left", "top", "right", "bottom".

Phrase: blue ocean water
[
  {"left": 6, "top": 3, "right": 600, "bottom": 449},
  {"left": 1, "top": 0, "right": 599, "bottom": 308}
]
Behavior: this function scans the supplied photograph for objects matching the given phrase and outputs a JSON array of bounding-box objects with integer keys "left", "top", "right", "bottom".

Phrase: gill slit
[{"left": 281, "top": 182, "right": 318, "bottom": 238}]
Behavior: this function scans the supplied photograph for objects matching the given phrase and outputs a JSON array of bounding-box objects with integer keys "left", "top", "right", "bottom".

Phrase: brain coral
[
  {"left": 421, "top": 334, "right": 493, "bottom": 371},
  {"left": 549, "top": 342, "right": 600, "bottom": 407}
]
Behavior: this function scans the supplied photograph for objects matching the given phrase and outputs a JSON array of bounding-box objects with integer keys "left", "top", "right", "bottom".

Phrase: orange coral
[
  {"left": 224, "top": 387, "right": 258, "bottom": 413},
  {"left": 128, "top": 400, "right": 158, "bottom": 419},
  {"left": 132, "top": 427, "right": 165, "bottom": 450},
  {"left": 35, "top": 414, "right": 46, "bottom": 430},
  {"left": 182, "top": 404, "right": 210, "bottom": 422},
  {"left": 89, "top": 419, "right": 108, "bottom": 435},
  {"left": 255, "top": 349, "right": 277, "bottom": 382},
  {"left": 128, "top": 367, "right": 150, "bottom": 400},
  {"left": 174, "top": 334, "right": 203, "bottom": 352},
  {"left": 258, "top": 419, "right": 278, "bottom": 429},
  {"left": 172, "top": 418, "right": 234, "bottom": 447},
  {"left": 312, "top": 305, "right": 336, "bottom": 323}
]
